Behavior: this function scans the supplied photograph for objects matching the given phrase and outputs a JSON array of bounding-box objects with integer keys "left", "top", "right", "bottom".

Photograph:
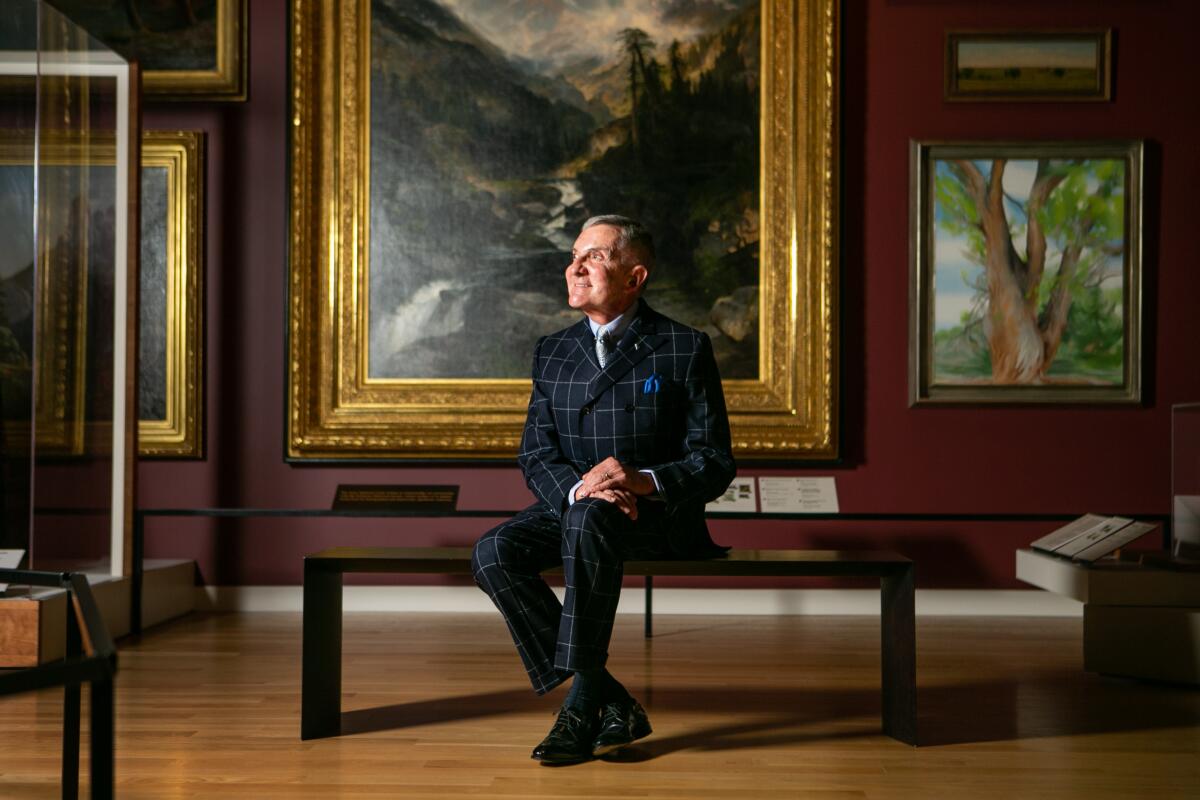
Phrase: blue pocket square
[{"left": 642, "top": 373, "right": 664, "bottom": 394}]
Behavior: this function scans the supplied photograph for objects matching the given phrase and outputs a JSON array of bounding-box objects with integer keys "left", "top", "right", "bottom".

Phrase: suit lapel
[
  {"left": 586, "top": 304, "right": 667, "bottom": 403},
  {"left": 568, "top": 319, "right": 601, "bottom": 373}
]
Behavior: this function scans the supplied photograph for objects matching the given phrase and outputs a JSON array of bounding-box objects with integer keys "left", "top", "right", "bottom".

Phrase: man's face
[{"left": 565, "top": 224, "right": 644, "bottom": 322}]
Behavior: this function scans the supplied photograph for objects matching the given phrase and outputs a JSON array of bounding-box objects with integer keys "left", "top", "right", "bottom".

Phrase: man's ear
[{"left": 628, "top": 265, "right": 648, "bottom": 290}]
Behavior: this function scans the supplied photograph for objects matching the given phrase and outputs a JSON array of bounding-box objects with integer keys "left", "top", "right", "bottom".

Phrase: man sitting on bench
[{"left": 471, "top": 215, "right": 736, "bottom": 765}]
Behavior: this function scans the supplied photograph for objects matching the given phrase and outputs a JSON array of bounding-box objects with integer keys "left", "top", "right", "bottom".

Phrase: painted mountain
[{"left": 368, "top": 0, "right": 760, "bottom": 379}]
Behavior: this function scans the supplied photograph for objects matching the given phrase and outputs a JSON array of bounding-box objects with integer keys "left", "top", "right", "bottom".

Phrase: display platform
[
  {"left": 1017, "top": 548, "right": 1200, "bottom": 684},
  {"left": 0, "top": 560, "right": 196, "bottom": 665},
  {"left": 0, "top": 588, "right": 67, "bottom": 667}
]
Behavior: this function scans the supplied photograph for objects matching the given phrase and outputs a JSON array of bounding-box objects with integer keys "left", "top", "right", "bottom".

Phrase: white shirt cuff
[
  {"left": 571, "top": 471, "right": 661, "bottom": 504},
  {"left": 639, "top": 469, "right": 664, "bottom": 500}
]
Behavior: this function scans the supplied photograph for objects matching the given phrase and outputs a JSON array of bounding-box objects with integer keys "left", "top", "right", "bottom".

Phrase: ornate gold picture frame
[
  {"left": 0, "top": 135, "right": 90, "bottom": 455},
  {"left": 47, "top": 0, "right": 246, "bottom": 100},
  {"left": 139, "top": 131, "right": 204, "bottom": 457},
  {"left": 287, "top": 0, "right": 839, "bottom": 460},
  {"left": 0, "top": 130, "right": 203, "bottom": 457}
]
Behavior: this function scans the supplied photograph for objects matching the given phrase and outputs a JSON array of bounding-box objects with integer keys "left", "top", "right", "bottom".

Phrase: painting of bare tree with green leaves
[{"left": 911, "top": 142, "right": 1142, "bottom": 404}]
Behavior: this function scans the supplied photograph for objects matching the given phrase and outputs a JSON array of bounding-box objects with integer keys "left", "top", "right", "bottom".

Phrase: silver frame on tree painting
[{"left": 909, "top": 140, "right": 1143, "bottom": 405}]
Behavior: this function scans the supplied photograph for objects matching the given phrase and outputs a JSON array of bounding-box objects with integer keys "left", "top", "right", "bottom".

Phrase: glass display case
[
  {"left": 1172, "top": 402, "right": 1200, "bottom": 560},
  {"left": 0, "top": 0, "right": 137, "bottom": 578}
]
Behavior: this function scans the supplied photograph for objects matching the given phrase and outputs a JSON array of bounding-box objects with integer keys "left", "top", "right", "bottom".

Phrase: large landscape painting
[
  {"left": 367, "top": 0, "right": 761, "bottom": 379},
  {"left": 288, "top": 0, "right": 839, "bottom": 460}
]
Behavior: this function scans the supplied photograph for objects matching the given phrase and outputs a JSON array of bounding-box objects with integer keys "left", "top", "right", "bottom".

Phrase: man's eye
[{"left": 588, "top": 251, "right": 605, "bottom": 261}]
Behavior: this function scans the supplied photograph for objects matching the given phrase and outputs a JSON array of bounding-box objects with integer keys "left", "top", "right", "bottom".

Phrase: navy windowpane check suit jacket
[
  {"left": 518, "top": 301, "right": 736, "bottom": 556},
  {"left": 473, "top": 300, "right": 736, "bottom": 692}
]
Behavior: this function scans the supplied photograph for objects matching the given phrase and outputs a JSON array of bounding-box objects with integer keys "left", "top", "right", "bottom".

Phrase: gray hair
[{"left": 581, "top": 214, "right": 656, "bottom": 270}]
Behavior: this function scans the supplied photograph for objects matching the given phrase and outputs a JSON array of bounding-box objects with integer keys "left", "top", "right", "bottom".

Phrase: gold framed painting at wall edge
[
  {"left": 944, "top": 29, "right": 1112, "bottom": 103},
  {"left": 908, "top": 139, "right": 1142, "bottom": 405},
  {"left": 138, "top": 131, "right": 205, "bottom": 458},
  {"left": 0, "top": 131, "right": 205, "bottom": 457},
  {"left": 0, "top": 133, "right": 90, "bottom": 456},
  {"left": 286, "top": 0, "right": 839, "bottom": 460},
  {"left": 139, "top": 0, "right": 247, "bottom": 101}
]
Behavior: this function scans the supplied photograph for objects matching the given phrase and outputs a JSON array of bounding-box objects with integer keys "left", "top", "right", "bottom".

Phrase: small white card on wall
[
  {"left": 758, "top": 477, "right": 839, "bottom": 513},
  {"left": 706, "top": 476, "right": 758, "bottom": 513}
]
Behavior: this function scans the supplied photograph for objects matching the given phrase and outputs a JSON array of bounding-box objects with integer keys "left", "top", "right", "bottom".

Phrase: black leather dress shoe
[
  {"left": 531, "top": 705, "right": 598, "bottom": 765},
  {"left": 592, "top": 698, "right": 652, "bottom": 757}
]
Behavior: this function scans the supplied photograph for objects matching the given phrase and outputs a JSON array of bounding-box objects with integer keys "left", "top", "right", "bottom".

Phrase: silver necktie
[{"left": 596, "top": 331, "right": 614, "bottom": 367}]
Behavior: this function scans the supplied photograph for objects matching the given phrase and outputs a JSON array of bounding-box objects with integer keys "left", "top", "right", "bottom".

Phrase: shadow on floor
[
  {"left": 337, "top": 671, "right": 1200, "bottom": 752},
  {"left": 916, "top": 671, "right": 1200, "bottom": 747},
  {"left": 341, "top": 688, "right": 549, "bottom": 735}
]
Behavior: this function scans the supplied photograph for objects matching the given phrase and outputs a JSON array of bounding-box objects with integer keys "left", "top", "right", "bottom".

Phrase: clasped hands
[{"left": 575, "top": 457, "right": 656, "bottom": 520}]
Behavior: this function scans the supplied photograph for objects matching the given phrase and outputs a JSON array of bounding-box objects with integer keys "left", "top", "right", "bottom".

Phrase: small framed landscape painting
[
  {"left": 909, "top": 140, "right": 1143, "bottom": 405},
  {"left": 945, "top": 30, "right": 1112, "bottom": 102}
]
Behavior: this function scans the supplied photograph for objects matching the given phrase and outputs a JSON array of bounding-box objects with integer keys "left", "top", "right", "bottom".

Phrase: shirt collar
[{"left": 587, "top": 298, "right": 640, "bottom": 343}]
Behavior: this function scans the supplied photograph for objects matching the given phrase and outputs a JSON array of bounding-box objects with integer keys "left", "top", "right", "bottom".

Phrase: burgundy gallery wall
[{"left": 137, "top": 0, "right": 1200, "bottom": 590}]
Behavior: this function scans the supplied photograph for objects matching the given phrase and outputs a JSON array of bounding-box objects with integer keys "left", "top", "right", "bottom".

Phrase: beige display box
[
  {"left": 0, "top": 560, "right": 195, "bottom": 666},
  {"left": 1017, "top": 548, "right": 1200, "bottom": 684},
  {"left": 0, "top": 592, "right": 67, "bottom": 667}
]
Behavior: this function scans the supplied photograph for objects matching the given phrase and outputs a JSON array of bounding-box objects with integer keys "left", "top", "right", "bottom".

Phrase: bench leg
[
  {"left": 880, "top": 565, "right": 917, "bottom": 746},
  {"left": 63, "top": 594, "right": 82, "bottom": 800},
  {"left": 89, "top": 677, "right": 115, "bottom": 800},
  {"left": 644, "top": 575, "right": 653, "bottom": 638},
  {"left": 302, "top": 562, "right": 343, "bottom": 740},
  {"left": 62, "top": 685, "right": 80, "bottom": 800}
]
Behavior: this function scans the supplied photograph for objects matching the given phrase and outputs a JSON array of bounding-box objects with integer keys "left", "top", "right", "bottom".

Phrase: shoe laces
[
  {"left": 553, "top": 706, "right": 589, "bottom": 730},
  {"left": 599, "top": 701, "right": 628, "bottom": 727}
]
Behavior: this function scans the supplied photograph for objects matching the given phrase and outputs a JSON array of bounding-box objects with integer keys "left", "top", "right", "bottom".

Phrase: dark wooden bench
[{"left": 301, "top": 546, "right": 917, "bottom": 746}]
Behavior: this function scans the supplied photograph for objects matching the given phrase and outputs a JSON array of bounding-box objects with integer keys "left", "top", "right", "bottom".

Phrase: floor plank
[{"left": 1, "top": 613, "right": 1197, "bottom": 798}]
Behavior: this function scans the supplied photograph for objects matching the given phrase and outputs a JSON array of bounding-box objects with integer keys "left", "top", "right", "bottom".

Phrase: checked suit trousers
[{"left": 471, "top": 497, "right": 672, "bottom": 694}]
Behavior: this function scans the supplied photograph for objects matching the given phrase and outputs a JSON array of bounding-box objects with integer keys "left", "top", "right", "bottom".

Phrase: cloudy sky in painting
[
  {"left": 439, "top": 0, "right": 752, "bottom": 69},
  {"left": 933, "top": 231, "right": 981, "bottom": 331}
]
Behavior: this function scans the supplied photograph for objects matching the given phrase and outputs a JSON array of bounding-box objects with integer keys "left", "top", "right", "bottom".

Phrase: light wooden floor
[{"left": 1, "top": 612, "right": 1197, "bottom": 799}]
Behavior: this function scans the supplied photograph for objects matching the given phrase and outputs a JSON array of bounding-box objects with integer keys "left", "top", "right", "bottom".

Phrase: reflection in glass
[
  {"left": 1173, "top": 403, "right": 1200, "bottom": 560},
  {"left": 0, "top": 6, "right": 36, "bottom": 554},
  {"left": 0, "top": 0, "right": 134, "bottom": 577}
]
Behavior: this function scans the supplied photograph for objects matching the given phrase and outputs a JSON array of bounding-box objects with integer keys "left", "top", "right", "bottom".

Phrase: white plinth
[{"left": 1016, "top": 548, "right": 1200, "bottom": 684}]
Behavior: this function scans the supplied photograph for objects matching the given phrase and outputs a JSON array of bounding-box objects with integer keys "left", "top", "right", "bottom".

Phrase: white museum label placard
[
  {"left": 707, "top": 477, "right": 758, "bottom": 513},
  {"left": 758, "top": 477, "right": 839, "bottom": 513}
]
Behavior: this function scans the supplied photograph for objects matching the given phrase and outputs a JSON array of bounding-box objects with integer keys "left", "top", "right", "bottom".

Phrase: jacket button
[
  {"left": 624, "top": 403, "right": 635, "bottom": 413},
  {"left": 582, "top": 406, "right": 592, "bottom": 416}
]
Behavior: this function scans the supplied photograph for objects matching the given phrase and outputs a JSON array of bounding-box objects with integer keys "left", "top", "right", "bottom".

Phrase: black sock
[{"left": 565, "top": 669, "right": 630, "bottom": 712}]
